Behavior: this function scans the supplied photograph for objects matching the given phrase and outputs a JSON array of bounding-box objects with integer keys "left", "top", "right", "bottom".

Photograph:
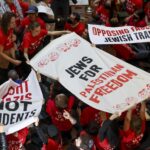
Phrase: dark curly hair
[{"left": 1, "top": 12, "right": 16, "bottom": 35}]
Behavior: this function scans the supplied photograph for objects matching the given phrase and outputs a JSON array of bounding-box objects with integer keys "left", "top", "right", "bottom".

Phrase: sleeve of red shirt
[
  {"left": 64, "top": 23, "right": 71, "bottom": 31},
  {"left": 41, "top": 29, "right": 48, "bottom": 36},
  {"left": 67, "top": 95, "right": 75, "bottom": 110},
  {"left": 38, "top": 18, "right": 46, "bottom": 30},
  {"left": 96, "top": 5, "right": 102, "bottom": 15},
  {"left": 80, "top": 107, "right": 91, "bottom": 126},
  {"left": 18, "top": 0, "right": 29, "bottom": 14},
  {"left": 46, "top": 99, "right": 54, "bottom": 116},
  {"left": 77, "top": 23, "right": 85, "bottom": 36},
  {"left": 18, "top": 127, "right": 29, "bottom": 144},
  {"left": 20, "top": 19, "right": 26, "bottom": 29}
]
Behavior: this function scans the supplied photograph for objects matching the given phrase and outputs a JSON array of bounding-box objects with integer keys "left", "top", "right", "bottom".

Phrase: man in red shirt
[
  {"left": 46, "top": 93, "right": 76, "bottom": 145},
  {"left": 20, "top": 5, "right": 46, "bottom": 32},
  {"left": 64, "top": 12, "right": 85, "bottom": 36},
  {"left": 46, "top": 93, "right": 75, "bottom": 132},
  {"left": 7, "top": 128, "right": 29, "bottom": 150},
  {"left": 19, "top": 22, "right": 70, "bottom": 61},
  {"left": 126, "top": 0, "right": 143, "bottom": 15}
]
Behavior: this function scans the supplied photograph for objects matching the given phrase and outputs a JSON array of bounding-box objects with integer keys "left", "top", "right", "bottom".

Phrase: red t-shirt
[
  {"left": 98, "top": 138, "right": 116, "bottom": 150},
  {"left": 21, "top": 17, "right": 46, "bottom": 30},
  {"left": 64, "top": 22, "right": 85, "bottom": 36},
  {"left": 113, "top": 44, "right": 135, "bottom": 60},
  {"left": 46, "top": 138, "right": 63, "bottom": 150},
  {"left": 18, "top": 0, "right": 29, "bottom": 16},
  {"left": 96, "top": 5, "right": 110, "bottom": 25},
  {"left": 20, "top": 29, "right": 48, "bottom": 55},
  {"left": 127, "top": 17, "right": 147, "bottom": 27},
  {"left": 120, "top": 120, "right": 145, "bottom": 150},
  {"left": 126, "top": 0, "right": 143, "bottom": 14},
  {"left": 0, "top": 28, "right": 15, "bottom": 51},
  {"left": 46, "top": 96, "right": 75, "bottom": 131},
  {"left": 80, "top": 106, "right": 109, "bottom": 126},
  {"left": 7, "top": 128, "right": 29, "bottom": 150}
]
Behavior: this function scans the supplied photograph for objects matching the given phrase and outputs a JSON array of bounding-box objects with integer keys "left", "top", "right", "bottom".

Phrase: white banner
[
  {"left": 0, "top": 70, "right": 43, "bottom": 134},
  {"left": 30, "top": 33, "right": 150, "bottom": 114},
  {"left": 88, "top": 24, "right": 150, "bottom": 45},
  {"left": 37, "top": 5, "right": 54, "bottom": 16},
  {"left": 70, "top": 0, "right": 89, "bottom": 5}
]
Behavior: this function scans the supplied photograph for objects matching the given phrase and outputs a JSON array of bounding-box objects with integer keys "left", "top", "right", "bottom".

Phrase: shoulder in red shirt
[
  {"left": 21, "top": 29, "right": 48, "bottom": 55},
  {"left": 64, "top": 22, "right": 85, "bottom": 36},
  {"left": 126, "top": 0, "right": 143, "bottom": 14}
]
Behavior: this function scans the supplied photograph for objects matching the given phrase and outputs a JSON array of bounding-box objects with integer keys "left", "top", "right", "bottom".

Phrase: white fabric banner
[
  {"left": 88, "top": 24, "right": 150, "bottom": 45},
  {"left": 0, "top": 70, "right": 43, "bottom": 135},
  {"left": 30, "top": 33, "right": 150, "bottom": 114},
  {"left": 37, "top": 5, "right": 54, "bottom": 16}
]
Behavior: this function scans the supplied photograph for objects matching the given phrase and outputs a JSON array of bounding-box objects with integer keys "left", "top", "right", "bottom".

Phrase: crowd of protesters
[{"left": 0, "top": 0, "right": 150, "bottom": 150}]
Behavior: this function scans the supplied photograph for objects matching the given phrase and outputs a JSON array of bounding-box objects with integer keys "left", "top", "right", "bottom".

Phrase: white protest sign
[
  {"left": 70, "top": 0, "right": 89, "bottom": 5},
  {"left": 30, "top": 33, "right": 150, "bottom": 113},
  {"left": 0, "top": 70, "right": 43, "bottom": 134},
  {"left": 88, "top": 24, "right": 150, "bottom": 45},
  {"left": 37, "top": 5, "right": 54, "bottom": 16}
]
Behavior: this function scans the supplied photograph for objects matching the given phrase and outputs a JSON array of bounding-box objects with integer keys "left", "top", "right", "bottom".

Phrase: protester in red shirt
[
  {"left": 46, "top": 93, "right": 77, "bottom": 146},
  {"left": 80, "top": 106, "right": 101, "bottom": 127},
  {"left": 120, "top": 101, "right": 146, "bottom": 150},
  {"left": 19, "top": 22, "right": 70, "bottom": 61},
  {"left": 96, "top": 3, "right": 110, "bottom": 26},
  {"left": 46, "top": 93, "right": 75, "bottom": 132},
  {"left": 126, "top": 10, "right": 147, "bottom": 27},
  {"left": 113, "top": 44, "right": 136, "bottom": 61},
  {"left": 7, "top": 127, "right": 29, "bottom": 150},
  {"left": 79, "top": 105, "right": 109, "bottom": 127},
  {"left": 64, "top": 12, "right": 85, "bottom": 36},
  {"left": 20, "top": 5, "right": 46, "bottom": 32},
  {"left": 0, "top": 12, "right": 22, "bottom": 84},
  {"left": 97, "top": 112, "right": 121, "bottom": 150},
  {"left": 126, "top": 0, "right": 143, "bottom": 15}
]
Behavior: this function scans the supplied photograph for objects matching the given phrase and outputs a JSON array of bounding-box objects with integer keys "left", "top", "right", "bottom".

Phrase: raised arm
[
  {"left": 47, "top": 30, "right": 70, "bottom": 36},
  {"left": 140, "top": 101, "right": 146, "bottom": 121}
]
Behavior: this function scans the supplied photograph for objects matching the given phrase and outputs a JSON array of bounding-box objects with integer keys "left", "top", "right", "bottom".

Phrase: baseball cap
[{"left": 26, "top": 5, "right": 38, "bottom": 14}]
